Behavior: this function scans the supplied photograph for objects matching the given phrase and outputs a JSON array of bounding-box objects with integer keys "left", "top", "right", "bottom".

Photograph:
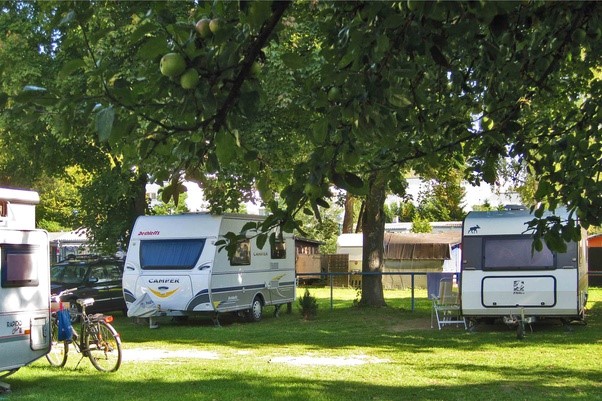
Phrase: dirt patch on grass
[
  {"left": 123, "top": 348, "right": 220, "bottom": 362},
  {"left": 390, "top": 317, "right": 433, "bottom": 331},
  {"left": 269, "top": 354, "right": 390, "bottom": 366}
]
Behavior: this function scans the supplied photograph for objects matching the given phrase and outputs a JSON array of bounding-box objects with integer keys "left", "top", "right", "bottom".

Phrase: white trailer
[
  {"left": 0, "top": 188, "right": 50, "bottom": 385},
  {"left": 461, "top": 209, "right": 588, "bottom": 336},
  {"left": 123, "top": 213, "right": 296, "bottom": 324}
]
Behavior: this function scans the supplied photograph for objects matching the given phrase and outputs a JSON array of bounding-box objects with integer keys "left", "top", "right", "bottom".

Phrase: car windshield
[{"left": 51, "top": 264, "right": 88, "bottom": 284}]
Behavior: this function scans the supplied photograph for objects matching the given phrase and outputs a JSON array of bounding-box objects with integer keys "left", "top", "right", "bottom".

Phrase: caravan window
[
  {"left": 140, "top": 239, "right": 205, "bottom": 270},
  {"left": 231, "top": 239, "right": 251, "bottom": 266},
  {"left": 271, "top": 240, "right": 286, "bottom": 259},
  {"left": 1, "top": 244, "right": 40, "bottom": 287},
  {"left": 483, "top": 237, "right": 554, "bottom": 270}
]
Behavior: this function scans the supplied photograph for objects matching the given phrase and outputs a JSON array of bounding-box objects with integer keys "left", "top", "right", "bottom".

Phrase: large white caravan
[
  {"left": 123, "top": 213, "right": 296, "bottom": 323},
  {"left": 0, "top": 188, "right": 50, "bottom": 382},
  {"left": 461, "top": 209, "right": 588, "bottom": 334}
]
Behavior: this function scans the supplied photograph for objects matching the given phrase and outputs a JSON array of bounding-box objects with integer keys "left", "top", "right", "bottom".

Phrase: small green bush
[{"left": 298, "top": 288, "right": 318, "bottom": 320}]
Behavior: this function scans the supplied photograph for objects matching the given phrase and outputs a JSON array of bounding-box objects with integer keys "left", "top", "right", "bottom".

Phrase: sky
[{"left": 148, "top": 177, "right": 521, "bottom": 216}]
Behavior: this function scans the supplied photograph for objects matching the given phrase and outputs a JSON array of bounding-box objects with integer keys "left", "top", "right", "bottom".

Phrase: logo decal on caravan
[
  {"left": 149, "top": 287, "right": 179, "bottom": 298},
  {"left": 138, "top": 230, "right": 160, "bottom": 236},
  {"left": 513, "top": 280, "right": 525, "bottom": 295}
]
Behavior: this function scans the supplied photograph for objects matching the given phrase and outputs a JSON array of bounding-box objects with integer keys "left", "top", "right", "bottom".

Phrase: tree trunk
[
  {"left": 342, "top": 194, "right": 355, "bottom": 234},
  {"left": 359, "top": 170, "right": 387, "bottom": 307}
]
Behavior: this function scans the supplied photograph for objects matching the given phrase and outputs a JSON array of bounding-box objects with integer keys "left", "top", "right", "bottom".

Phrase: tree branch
[{"left": 212, "top": 1, "right": 292, "bottom": 132}]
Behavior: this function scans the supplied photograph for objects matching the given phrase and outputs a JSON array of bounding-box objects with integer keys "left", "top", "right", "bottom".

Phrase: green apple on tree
[
  {"left": 195, "top": 18, "right": 211, "bottom": 38},
  {"left": 209, "top": 18, "right": 220, "bottom": 34},
  {"left": 160, "top": 53, "right": 187, "bottom": 78},
  {"left": 180, "top": 69, "right": 199, "bottom": 90},
  {"left": 250, "top": 61, "right": 262, "bottom": 76},
  {"left": 327, "top": 86, "right": 340, "bottom": 101}
]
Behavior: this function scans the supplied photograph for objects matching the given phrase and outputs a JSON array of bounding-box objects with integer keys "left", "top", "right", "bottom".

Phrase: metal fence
[{"left": 297, "top": 271, "right": 602, "bottom": 312}]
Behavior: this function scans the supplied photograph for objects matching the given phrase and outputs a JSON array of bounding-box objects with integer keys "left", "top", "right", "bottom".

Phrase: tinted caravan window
[
  {"left": 231, "top": 239, "right": 251, "bottom": 266},
  {"left": 483, "top": 237, "right": 554, "bottom": 270},
  {"left": 140, "top": 239, "right": 205, "bottom": 270},
  {"left": 1, "top": 244, "right": 40, "bottom": 287}
]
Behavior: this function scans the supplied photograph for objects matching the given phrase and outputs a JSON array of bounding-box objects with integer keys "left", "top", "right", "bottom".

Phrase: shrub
[{"left": 298, "top": 289, "right": 318, "bottom": 320}]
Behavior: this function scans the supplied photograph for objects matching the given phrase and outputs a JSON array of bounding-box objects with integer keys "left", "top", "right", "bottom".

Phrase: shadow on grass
[
  {"left": 8, "top": 360, "right": 602, "bottom": 401},
  {"left": 109, "top": 295, "right": 600, "bottom": 357}
]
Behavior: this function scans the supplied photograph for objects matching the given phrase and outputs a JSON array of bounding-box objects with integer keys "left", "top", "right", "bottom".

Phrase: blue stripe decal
[{"left": 211, "top": 284, "right": 266, "bottom": 294}]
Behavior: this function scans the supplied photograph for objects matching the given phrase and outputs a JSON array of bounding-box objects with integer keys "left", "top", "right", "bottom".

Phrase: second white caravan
[{"left": 123, "top": 213, "right": 296, "bottom": 323}]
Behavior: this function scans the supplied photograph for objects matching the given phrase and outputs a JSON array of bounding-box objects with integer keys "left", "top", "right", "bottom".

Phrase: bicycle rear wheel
[
  {"left": 86, "top": 320, "right": 122, "bottom": 372},
  {"left": 46, "top": 319, "right": 68, "bottom": 367}
]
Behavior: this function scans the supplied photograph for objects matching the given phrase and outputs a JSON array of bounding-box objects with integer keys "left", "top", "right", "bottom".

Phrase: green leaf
[
  {"left": 256, "top": 233, "right": 268, "bottom": 250},
  {"left": 429, "top": 45, "right": 450, "bottom": 68},
  {"left": 96, "top": 106, "right": 115, "bottom": 142},
  {"left": 338, "top": 51, "right": 356, "bottom": 69},
  {"left": 315, "top": 198, "right": 330, "bottom": 208},
  {"left": 312, "top": 118, "right": 329, "bottom": 144},
  {"left": 160, "top": 184, "right": 173, "bottom": 204},
  {"left": 59, "top": 59, "right": 86, "bottom": 78},
  {"left": 129, "top": 21, "right": 158, "bottom": 43},
  {"left": 242, "top": 221, "right": 258, "bottom": 232},
  {"left": 281, "top": 52, "right": 306, "bottom": 69},
  {"left": 389, "top": 93, "right": 412, "bottom": 108},
  {"left": 344, "top": 172, "right": 364, "bottom": 188},
  {"left": 215, "top": 131, "right": 238, "bottom": 165},
  {"left": 489, "top": 14, "right": 509, "bottom": 38},
  {"left": 137, "top": 35, "right": 169, "bottom": 59}
]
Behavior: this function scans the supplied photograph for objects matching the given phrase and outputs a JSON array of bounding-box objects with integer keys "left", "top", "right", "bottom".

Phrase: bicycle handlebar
[{"left": 51, "top": 287, "right": 78, "bottom": 302}]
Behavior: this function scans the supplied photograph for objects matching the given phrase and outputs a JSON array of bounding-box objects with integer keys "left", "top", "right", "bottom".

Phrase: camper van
[
  {"left": 123, "top": 213, "right": 296, "bottom": 323},
  {"left": 0, "top": 188, "right": 50, "bottom": 382},
  {"left": 461, "top": 209, "right": 588, "bottom": 334}
]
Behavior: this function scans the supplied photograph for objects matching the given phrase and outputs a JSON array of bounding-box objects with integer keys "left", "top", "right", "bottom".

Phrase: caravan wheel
[{"left": 248, "top": 296, "right": 263, "bottom": 322}]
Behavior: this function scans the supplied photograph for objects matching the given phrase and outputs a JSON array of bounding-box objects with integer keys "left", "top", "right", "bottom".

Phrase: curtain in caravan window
[
  {"left": 484, "top": 237, "right": 554, "bottom": 270},
  {"left": 140, "top": 239, "right": 205, "bottom": 270},
  {"left": 1, "top": 244, "right": 39, "bottom": 287}
]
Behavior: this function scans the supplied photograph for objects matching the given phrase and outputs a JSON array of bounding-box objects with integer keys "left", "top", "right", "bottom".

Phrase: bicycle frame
[{"left": 47, "top": 291, "right": 122, "bottom": 372}]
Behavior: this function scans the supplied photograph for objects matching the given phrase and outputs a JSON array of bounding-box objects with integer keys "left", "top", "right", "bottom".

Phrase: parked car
[{"left": 50, "top": 255, "right": 126, "bottom": 321}]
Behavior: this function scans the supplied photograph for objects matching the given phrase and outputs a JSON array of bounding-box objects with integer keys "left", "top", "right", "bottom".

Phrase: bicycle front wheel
[
  {"left": 85, "top": 320, "right": 122, "bottom": 372},
  {"left": 46, "top": 319, "right": 68, "bottom": 367}
]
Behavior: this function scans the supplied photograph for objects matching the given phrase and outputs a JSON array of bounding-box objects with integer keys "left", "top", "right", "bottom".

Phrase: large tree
[{"left": 3, "top": 1, "right": 601, "bottom": 306}]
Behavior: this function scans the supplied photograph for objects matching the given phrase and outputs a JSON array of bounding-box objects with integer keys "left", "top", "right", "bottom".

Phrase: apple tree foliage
[{"left": 3, "top": 1, "right": 601, "bottom": 306}]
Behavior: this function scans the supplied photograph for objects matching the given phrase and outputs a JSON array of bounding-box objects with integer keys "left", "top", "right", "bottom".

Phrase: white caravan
[
  {"left": 123, "top": 213, "right": 296, "bottom": 323},
  {"left": 0, "top": 188, "right": 50, "bottom": 382},
  {"left": 461, "top": 209, "right": 588, "bottom": 334}
]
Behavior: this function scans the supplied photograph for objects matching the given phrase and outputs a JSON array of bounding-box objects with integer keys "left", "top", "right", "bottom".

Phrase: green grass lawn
[{"left": 4, "top": 287, "right": 601, "bottom": 401}]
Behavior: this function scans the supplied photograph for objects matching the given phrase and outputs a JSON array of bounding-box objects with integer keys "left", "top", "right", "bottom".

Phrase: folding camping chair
[{"left": 431, "top": 277, "right": 467, "bottom": 330}]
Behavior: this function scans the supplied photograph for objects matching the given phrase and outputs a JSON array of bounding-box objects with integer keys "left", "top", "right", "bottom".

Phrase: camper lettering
[
  {"left": 149, "top": 278, "right": 180, "bottom": 284},
  {"left": 138, "top": 230, "right": 160, "bottom": 236}
]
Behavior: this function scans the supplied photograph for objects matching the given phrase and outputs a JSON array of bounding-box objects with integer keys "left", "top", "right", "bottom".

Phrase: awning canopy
[{"left": 384, "top": 232, "right": 461, "bottom": 260}]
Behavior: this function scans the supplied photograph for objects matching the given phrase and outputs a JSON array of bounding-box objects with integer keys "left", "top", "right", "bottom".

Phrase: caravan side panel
[
  {"left": 209, "top": 215, "right": 296, "bottom": 313},
  {"left": 123, "top": 213, "right": 296, "bottom": 318},
  {"left": 461, "top": 210, "right": 587, "bottom": 320},
  {"left": 0, "top": 230, "right": 51, "bottom": 372}
]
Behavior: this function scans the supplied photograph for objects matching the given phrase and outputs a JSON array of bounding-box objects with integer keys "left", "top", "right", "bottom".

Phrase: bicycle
[{"left": 47, "top": 289, "right": 122, "bottom": 372}]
